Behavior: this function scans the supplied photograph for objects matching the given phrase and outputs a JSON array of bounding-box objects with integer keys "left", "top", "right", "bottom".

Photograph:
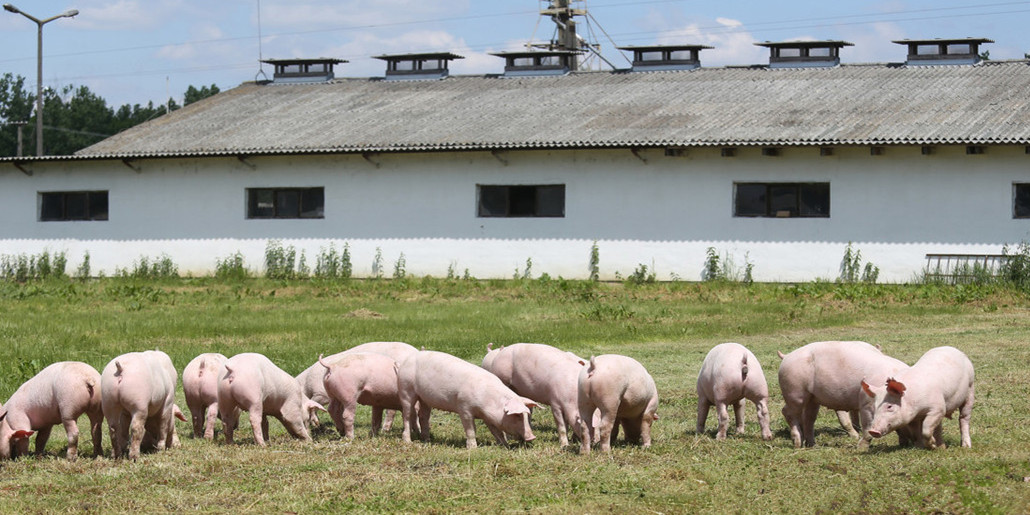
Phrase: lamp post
[{"left": 3, "top": 3, "right": 78, "bottom": 157}]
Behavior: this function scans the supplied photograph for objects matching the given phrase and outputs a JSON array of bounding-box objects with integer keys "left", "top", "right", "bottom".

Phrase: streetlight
[{"left": 3, "top": 3, "right": 78, "bottom": 157}]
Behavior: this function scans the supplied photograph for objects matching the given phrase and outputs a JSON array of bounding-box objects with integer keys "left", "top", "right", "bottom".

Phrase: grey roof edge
[{"left": 8, "top": 138, "right": 1029, "bottom": 164}]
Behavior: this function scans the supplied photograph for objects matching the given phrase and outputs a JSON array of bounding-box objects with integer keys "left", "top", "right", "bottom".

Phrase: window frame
[
  {"left": 476, "top": 184, "right": 566, "bottom": 218},
  {"left": 246, "top": 187, "right": 325, "bottom": 220},
  {"left": 38, "top": 190, "right": 109, "bottom": 222},
  {"left": 1015, "top": 183, "right": 1030, "bottom": 219},
  {"left": 733, "top": 182, "right": 830, "bottom": 218}
]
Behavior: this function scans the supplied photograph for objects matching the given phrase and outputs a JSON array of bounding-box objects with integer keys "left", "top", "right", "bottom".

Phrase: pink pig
[
  {"left": 217, "top": 353, "right": 326, "bottom": 446},
  {"left": 482, "top": 343, "right": 587, "bottom": 447},
  {"left": 778, "top": 341, "right": 908, "bottom": 448},
  {"left": 297, "top": 341, "right": 417, "bottom": 430},
  {"left": 182, "top": 353, "right": 228, "bottom": 439},
  {"left": 576, "top": 354, "right": 659, "bottom": 454},
  {"left": 397, "top": 350, "right": 538, "bottom": 449},
  {"left": 318, "top": 352, "right": 403, "bottom": 439},
  {"left": 101, "top": 350, "right": 180, "bottom": 460},
  {"left": 863, "top": 346, "right": 974, "bottom": 449},
  {"left": 696, "top": 343, "right": 772, "bottom": 441},
  {"left": 0, "top": 361, "right": 103, "bottom": 461}
]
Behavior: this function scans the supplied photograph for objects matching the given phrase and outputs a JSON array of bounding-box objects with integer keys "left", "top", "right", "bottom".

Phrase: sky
[{"left": 2, "top": 0, "right": 1030, "bottom": 110}]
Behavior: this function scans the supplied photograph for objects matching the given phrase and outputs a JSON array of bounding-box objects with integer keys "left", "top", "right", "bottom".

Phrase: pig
[
  {"left": 318, "top": 352, "right": 403, "bottom": 439},
  {"left": 296, "top": 341, "right": 417, "bottom": 431},
  {"left": 101, "top": 350, "right": 180, "bottom": 460},
  {"left": 576, "top": 354, "right": 659, "bottom": 454},
  {"left": 217, "top": 353, "right": 326, "bottom": 446},
  {"left": 0, "top": 361, "right": 103, "bottom": 461},
  {"left": 396, "top": 350, "right": 538, "bottom": 449},
  {"left": 777, "top": 340, "right": 909, "bottom": 448},
  {"left": 481, "top": 343, "right": 587, "bottom": 447},
  {"left": 696, "top": 343, "right": 772, "bottom": 441},
  {"left": 182, "top": 353, "right": 228, "bottom": 439},
  {"left": 863, "top": 346, "right": 974, "bottom": 449}
]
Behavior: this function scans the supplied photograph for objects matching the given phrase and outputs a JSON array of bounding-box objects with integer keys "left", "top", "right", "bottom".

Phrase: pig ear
[
  {"left": 174, "top": 405, "right": 188, "bottom": 422},
  {"left": 860, "top": 379, "right": 875, "bottom": 398},
  {"left": 503, "top": 398, "right": 531, "bottom": 416},
  {"left": 520, "top": 397, "right": 539, "bottom": 410},
  {"left": 11, "top": 430, "right": 34, "bottom": 441},
  {"left": 886, "top": 378, "right": 907, "bottom": 396},
  {"left": 306, "top": 399, "right": 328, "bottom": 414}
]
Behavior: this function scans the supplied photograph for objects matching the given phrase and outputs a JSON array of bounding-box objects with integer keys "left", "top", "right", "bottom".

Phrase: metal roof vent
[
  {"left": 617, "top": 45, "right": 712, "bottom": 72},
  {"left": 893, "top": 38, "right": 993, "bottom": 66},
  {"left": 261, "top": 58, "right": 347, "bottom": 84},
  {"left": 373, "top": 52, "right": 464, "bottom": 81},
  {"left": 755, "top": 40, "right": 853, "bottom": 69},
  {"left": 489, "top": 50, "right": 581, "bottom": 77}
]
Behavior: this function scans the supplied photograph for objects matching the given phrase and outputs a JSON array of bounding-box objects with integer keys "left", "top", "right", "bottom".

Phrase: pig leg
[
  {"left": 204, "top": 404, "right": 219, "bottom": 440},
  {"left": 933, "top": 423, "right": 946, "bottom": 450},
  {"left": 400, "top": 399, "right": 416, "bottom": 443},
  {"left": 247, "top": 410, "right": 266, "bottom": 446},
  {"left": 458, "top": 411, "right": 479, "bottom": 449},
  {"left": 959, "top": 390, "right": 974, "bottom": 448},
  {"left": 327, "top": 400, "right": 347, "bottom": 439},
  {"left": 418, "top": 405, "right": 432, "bottom": 442},
  {"left": 801, "top": 401, "right": 820, "bottom": 447},
  {"left": 370, "top": 407, "right": 384, "bottom": 438},
  {"left": 381, "top": 409, "right": 396, "bottom": 432},
  {"left": 550, "top": 405, "right": 569, "bottom": 447},
  {"left": 340, "top": 401, "right": 357, "bottom": 440},
  {"left": 128, "top": 412, "right": 146, "bottom": 460},
  {"left": 596, "top": 410, "right": 618, "bottom": 453},
  {"left": 755, "top": 399, "right": 772, "bottom": 441},
  {"left": 715, "top": 402, "right": 730, "bottom": 440},
  {"left": 221, "top": 408, "right": 239, "bottom": 445},
  {"left": 640, "top": 415, "right": 655, "bottom": 449},
  {"left": 623, "top": 416, "right": 642, "bottom": 445},
  {"left": 734, "top": 399, "right": 746, "bottom": 434},
  {"left": 189, "top": 402, "right": 204, "bottom": 438},
  {"left": 782, "top": 404, "right": 803, "bottom": 448},
  {"left": 696, "top": 396, "right": 711, "bottom": 435},
  {"left": 62, "top": 419, "right": 80, "bottom": 461},
  {"left": 34, "top": 426, "right": 52, "bottom": 456},
  {"left": 577, "top": 410, "right": 594, "bottom": 454},
  {"left": 919, "top": 410, "right": 945, "bottom": 450},
  {"left": 487, "top": 424, "right": 507, "bottom": 447},
  {"left": 836, "top": 410, "right": 860, "bottom": 439},
  {"left": 88, "top": 411, "right": 104, "bottom": 457}
]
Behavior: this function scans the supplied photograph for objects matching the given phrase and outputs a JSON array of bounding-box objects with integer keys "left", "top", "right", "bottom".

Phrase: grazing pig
[
  {"left": 217, "top": 353, "right": 326, "bottom": 446},
  {"left": 101, "top": 350, "right": 180, "bottom": 460},
  {"left": 863, "top": 346, "right": 974, "bottom": 449},
  {"left": 319, "top": 353, "right": 402, "bottom": 439},
  {"left": 0, "top": 361, "right": 103, "bottom": 461},
  {"left": 577, "top": 354, "right": 659, "bottom": 454},
  {"left": 182, "top": 353, "right": 228, "bottom": 439},
  {"left": 296, "top": 341, "right": 417, "bottom": 431},
  {"left": 482, "top": 343, "right": 587, "bottom": 447},
  {"left": 778, "top": 341, "right": 908, "bottom": 448},
  {"left": 396, "top": 350, "right": 538, "bottom": 449},
  {"left": 696, "top": 343, "right": 772, "bottom": 441}
]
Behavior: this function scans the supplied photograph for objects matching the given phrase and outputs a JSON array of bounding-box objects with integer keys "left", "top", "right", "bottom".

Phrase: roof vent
[
  {"left": 892, "top": 38, "right": 993, "bottom": 66},
  {"left": 489, "top": 50, "right": 581, "bottom": 77},
  {"left": 373, "top": 52, "right": 464, "bottom": 81},
  {"left": 261, "top": 58, "right": 347, "bottom": 84},
  {"left": 617, "top": 45, "right": 712, "bottom": 72},
  {"left": 754, "top": 40, "right": 853, "bottom": 68}
]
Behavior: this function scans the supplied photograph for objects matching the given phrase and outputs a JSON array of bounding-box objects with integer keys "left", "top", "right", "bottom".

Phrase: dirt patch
[{"left": 343, "top": 308, "right": 386, "bottom": 319}]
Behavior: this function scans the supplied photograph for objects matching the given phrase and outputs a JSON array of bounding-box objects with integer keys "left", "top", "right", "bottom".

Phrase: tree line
[{"left": 0, "top": 73, "right": 219, "bottom": 157}]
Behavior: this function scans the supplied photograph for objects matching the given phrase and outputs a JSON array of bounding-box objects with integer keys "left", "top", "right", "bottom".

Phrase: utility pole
[{"left": 13, "top": 121, "right": 28, "bottom": 157}]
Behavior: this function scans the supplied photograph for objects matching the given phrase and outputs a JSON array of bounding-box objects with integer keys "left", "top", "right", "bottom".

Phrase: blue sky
[{"left": 2, "top": 0, "right": 1029, "bottom": 110}]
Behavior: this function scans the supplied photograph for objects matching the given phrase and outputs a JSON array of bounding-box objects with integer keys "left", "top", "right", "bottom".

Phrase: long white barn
[{"left": 3, "top": 39, "right": 1030, "bottom": 282}]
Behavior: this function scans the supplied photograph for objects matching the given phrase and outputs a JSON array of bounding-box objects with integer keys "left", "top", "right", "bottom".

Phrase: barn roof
[{"left": 30, "top": 59, "right": 1030, "bottom": 161}]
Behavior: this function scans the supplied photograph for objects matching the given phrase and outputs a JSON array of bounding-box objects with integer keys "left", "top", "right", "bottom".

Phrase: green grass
[{"left": 0, "top": 277, "right": 1029, "bottom": 513}]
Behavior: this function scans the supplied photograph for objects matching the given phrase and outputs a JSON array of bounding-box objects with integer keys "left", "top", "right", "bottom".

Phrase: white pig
[
  {"left": 696, "top": 343, "right": 772, "bottom": 441},
  {"left": 481, "top": 343, "right": 587, "bottom": 447},
  {"left": 396, "top": 350, "right": 538, "bottom": 449},
  {"left": 576, "top": 354, "right": 659, "bottom": 454},
  {"left": 101, "top": 350, "right": 180, "bottom": 460},
  {"left": 319, "top": 352, "right": 402, "bottom": 439},
  {"left": 182, "top": 353, "right": 228, "bottom": 439},
  {"left": 296, "top": 341, "right": 417, "bottom": 430},
  {"left": 777, "top": 341, "right": 908, "bottom": 448},
  {"left": 863, "top": 346, "right": 974, "bottom": 449},
  {"left": 217, "top": 353, "right": 326, "bottom": 446},
  {"left": 0, "top": 361, "right": 103, "bottom": 460}
]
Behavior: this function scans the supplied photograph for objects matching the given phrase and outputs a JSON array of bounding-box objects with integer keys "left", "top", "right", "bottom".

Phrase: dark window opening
[
  {"left": 734, "top": 183, "right": 830, "bottom": 218},
  {"left": 477, "top": 185, "right": 565, "bottom": 218},
  {"left": 247, "top": 187, "right": 324, "bottom": 219},
  {"left": 39, "top": 191, "right": 108, "bottom": 222},
  {"left": 1015, "top": 184, "right": 1030, "bottom": 219}
]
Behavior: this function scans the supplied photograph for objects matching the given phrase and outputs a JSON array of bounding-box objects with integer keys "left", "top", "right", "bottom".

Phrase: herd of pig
[{"left": 0, "top": 339, "right": 974, "bottom": 462}]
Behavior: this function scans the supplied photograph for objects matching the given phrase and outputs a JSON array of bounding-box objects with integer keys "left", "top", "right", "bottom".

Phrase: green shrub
[{"left": 215, "top": 251, "right": 249, "bottom": 280}]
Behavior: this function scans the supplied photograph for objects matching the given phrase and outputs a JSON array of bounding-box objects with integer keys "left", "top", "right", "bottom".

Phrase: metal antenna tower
[{"left": 530, "top": 1, "right": 620, "bottom": 71}]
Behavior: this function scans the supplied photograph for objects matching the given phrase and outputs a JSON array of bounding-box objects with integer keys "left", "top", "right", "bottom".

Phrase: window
[
  {"left": 39, "top": 191, "right": 108, "bottom": 221},
  {"left": 1015, "top": 184, "right": 1030, "bottom": 219},
  {"left": 477, "top": 185, "right": 565, "bottom": 218},
  {"left": 734, "top": 183, "right": 830, "bottom": 218},
  {"left": 247, "top": 187, "right": 324, "bottom": 219}
]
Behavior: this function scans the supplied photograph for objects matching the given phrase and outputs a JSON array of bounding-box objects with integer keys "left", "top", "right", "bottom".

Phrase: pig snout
[{"left": 867, "top": 429, "right": 883, "bottom": 438}]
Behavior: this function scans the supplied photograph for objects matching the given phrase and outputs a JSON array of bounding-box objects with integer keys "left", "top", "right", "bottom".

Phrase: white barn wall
[{"left": 2, "top": 146, "right": 1029, "bottom": 281}]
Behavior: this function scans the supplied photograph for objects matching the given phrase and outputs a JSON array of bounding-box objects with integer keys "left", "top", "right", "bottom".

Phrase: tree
[
  {"left": 184, "top": 84, "right": 220, "bottom": 106},
  {"left": 0, "top": 73, "right": 35, "bottom": 157}
]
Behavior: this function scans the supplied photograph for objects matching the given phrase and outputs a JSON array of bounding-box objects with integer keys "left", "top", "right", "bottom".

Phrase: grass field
[{"left": 0, "top": 277, "right": 1028, "bottom": 513}]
